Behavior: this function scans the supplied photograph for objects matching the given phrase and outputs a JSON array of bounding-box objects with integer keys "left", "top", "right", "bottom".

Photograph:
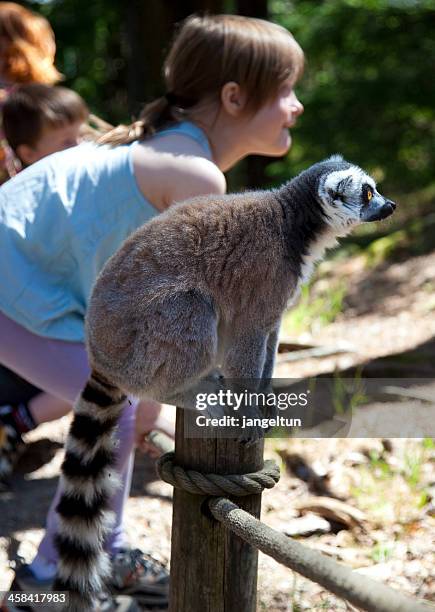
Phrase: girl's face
[{"left": 244, "top": 79, "right": 304, "bottom": 157}]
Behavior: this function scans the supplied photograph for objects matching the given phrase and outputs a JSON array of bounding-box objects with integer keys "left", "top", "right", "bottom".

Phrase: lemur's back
[{"left": 86, "top": 190, "right": 292, "bottom": 393}]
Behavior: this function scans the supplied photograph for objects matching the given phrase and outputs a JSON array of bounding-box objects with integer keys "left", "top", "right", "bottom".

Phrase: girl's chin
[
  {"left": 254, "top": 132, "right": 292, "bottom": 157},
  {"left": 275, "top": 131, "right": 292, "bottom": 155}
]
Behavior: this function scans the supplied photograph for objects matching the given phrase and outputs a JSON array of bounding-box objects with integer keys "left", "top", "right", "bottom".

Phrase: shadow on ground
[
  {"left": 0, "top": 442, "right": 164, "bottom": 538},
  {"left": 273, "top": 335, "right": 435, "bottom": 439}
]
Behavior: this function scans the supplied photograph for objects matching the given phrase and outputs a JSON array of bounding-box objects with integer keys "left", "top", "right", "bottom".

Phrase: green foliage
[
  {"left": 282, "top": 281, "right": 346, "bottom": 333},
  {"left": 403, "top": 449, "right": 424, "bottom": 488},
  {"left": 422, "top": 437, "right": 435, "bottom": 449},
  {"left": 371, "top": 542, "right": 394, "bottom": 563},
  {"left": 332, "top": 368, "right": 368, "bottom": 416},
  {"left": 270, "top": 0, "right": 435, "bottom": 193},
  {"left": 26, "top": 0, "right": 434, "bottom": 197},
  {"left": 364, "top": 230, "right": 408, "bottom": 266},
  {"left": 28, "top": 0, "right": 128, "bottom": 122},
  {"left": 362, "top": 209, "right": 435, "bottom": 266},
  {"left": 367, "top": 449, "right": 394, "bottom": 478}
]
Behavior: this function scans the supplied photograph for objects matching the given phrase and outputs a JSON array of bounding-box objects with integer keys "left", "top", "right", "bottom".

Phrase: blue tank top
[{"left": 0, "top": 121, "right": 211, "bottom": 341}]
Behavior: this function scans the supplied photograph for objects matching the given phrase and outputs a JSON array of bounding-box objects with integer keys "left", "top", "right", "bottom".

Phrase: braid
[
  {"left": 97, "top": 120, "right": 146, "bottom": 146},
  {"left": 98, "top": 95, "right": 184, "bottom": 147}
]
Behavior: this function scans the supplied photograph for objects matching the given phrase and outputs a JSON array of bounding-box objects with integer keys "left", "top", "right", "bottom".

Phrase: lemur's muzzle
[{"left": 361, "top": 196, "right": 396, "bottom": 222}]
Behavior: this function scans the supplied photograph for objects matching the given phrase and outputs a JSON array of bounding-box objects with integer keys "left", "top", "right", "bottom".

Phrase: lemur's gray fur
[{"left": 53, "top": 155, "right": 395, "bottom": 609}]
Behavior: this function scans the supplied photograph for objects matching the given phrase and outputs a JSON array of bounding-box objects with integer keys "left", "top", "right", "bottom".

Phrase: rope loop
[{"left": 156, "top": 451, "right": 280, "bottom": 496}]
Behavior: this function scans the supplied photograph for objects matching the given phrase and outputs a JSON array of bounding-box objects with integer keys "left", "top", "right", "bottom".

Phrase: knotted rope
[
  {"left": 153, "top": 434, "right": 432, "bottom": 612},
  {"left": 156, "top": 451, "right": 280, "bottom": 496}
]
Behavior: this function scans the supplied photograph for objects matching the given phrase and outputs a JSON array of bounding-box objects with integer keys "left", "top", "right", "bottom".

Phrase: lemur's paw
[
  {"left": 234, "top": 405, "right": 267, "bottom": 444},
  {"left": 237, "top": 424, "right": 266, "bottom": 445}
]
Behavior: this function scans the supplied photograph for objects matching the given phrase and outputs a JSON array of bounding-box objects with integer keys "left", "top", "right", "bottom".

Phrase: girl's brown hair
[
  {"left": 0, "top": 2, "right": 62, "bottom": 84},
  {"left": 100, "top": 14, "right": 304, "bottom": 146}
]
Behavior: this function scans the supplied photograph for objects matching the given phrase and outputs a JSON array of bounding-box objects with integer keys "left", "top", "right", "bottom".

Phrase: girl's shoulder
[
  {"left": 132, "top": 123, "right": 226, "bottom": 208},
  {"left": 165, "top": 153, "right": 226, "bottom": 201},
  {"left": 133, "top": 142, "right": 226, "bottom": 210}
]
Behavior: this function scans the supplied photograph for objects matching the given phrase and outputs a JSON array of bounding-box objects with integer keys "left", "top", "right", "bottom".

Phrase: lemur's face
[{"left": 317, "top": 164, "right": 396, "bottom": 231}]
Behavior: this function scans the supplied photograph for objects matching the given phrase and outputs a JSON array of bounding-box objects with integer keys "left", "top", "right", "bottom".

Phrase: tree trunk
[
  {"left": 236, "top": 0, "right": 276, "bottom": 190},
  {"left": 125, "top": 0, "right": 226, "bottom": 115}
]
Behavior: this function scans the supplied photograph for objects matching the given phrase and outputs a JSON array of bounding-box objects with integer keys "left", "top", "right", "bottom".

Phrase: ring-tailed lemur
[{"left": 53, "top": 155, "right": 395, "bottom": 609}]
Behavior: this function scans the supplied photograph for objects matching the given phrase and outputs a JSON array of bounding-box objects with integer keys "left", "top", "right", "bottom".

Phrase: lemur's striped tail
[{"left": 53, "top": 371, "right": 126, "bottom": 611}]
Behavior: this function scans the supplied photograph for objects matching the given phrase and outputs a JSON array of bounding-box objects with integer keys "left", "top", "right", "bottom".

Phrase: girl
[{"left": 0, "top": 14, "right": 304, "bottom": 611}]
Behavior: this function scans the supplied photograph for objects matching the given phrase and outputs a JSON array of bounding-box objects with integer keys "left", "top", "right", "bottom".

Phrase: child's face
[
  {"left": 243, "top": 78, "right": 304, "bottom": 157},
  {"left": 19, "top": 120, "right": 83, "bottom": 166}
]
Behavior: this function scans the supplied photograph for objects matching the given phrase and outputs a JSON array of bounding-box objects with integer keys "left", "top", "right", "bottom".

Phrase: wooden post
[{"left": 169, "top": 408, "right": 264, "bottom": 612}]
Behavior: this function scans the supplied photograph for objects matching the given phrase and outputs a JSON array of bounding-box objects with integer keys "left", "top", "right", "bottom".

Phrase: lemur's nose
[{"left": 377, "top": 200, "right": 396, "bottom": 220}]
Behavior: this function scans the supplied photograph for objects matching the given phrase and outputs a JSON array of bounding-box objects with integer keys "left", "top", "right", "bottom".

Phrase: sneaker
[
  {"left": 109, "top": 548, "right": 169, "bottom": 608},
  {"left": 3, "top": 563, "right": 139, "bottom": 612}
]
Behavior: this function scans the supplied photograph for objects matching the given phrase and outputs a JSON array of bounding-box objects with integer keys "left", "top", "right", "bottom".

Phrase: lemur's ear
[
  {"left": 328, "top": 188, "right": 341, "bottom": 201},
  {"left": 327, "top": 154, "right": 344, "bottom": 163}
]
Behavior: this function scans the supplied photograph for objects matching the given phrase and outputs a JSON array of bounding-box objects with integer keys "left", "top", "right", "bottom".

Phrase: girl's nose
[{"left": 292, "top": 94, "right": 304, "bottom": 116}]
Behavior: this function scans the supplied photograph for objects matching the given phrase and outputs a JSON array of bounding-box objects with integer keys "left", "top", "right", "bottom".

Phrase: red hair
[{"left": 0, "top": 2, "right": 62, "bottom": 84}]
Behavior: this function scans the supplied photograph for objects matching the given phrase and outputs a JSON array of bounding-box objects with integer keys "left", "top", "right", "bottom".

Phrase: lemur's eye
[{"left": 367, "top": 189, "right": 373, "bottom": 201}]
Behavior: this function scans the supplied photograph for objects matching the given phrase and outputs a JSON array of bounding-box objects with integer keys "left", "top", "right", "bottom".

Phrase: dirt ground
[{"left": 1, "top": 248, "right": 434, "bottom": 610}]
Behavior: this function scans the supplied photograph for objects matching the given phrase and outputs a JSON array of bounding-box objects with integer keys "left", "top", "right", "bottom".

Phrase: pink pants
[{"left": 0, "top": 310, "right": 136, "bottom": 562}]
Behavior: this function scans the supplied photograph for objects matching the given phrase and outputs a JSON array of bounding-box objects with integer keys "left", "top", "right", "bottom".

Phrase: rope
[
  {"left": 145, "top": 430, "right": 174, "bottom": 455},
  {"left": 156, "top": 452, "right": 280, "bottom": 496},
  {"left": 209, "top": 497, "right": 433, "bottom": 612}
]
